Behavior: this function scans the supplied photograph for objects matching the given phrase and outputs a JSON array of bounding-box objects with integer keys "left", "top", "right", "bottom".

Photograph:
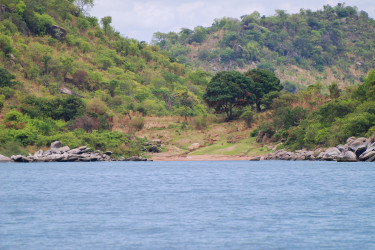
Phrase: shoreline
[{"left": 151, "top": 154, "right": 256, "bottom": 161}]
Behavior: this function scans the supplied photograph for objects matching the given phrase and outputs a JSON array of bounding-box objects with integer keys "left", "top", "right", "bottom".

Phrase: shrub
[
  {"left": 129, "top": 117, "right": 144, "bottom": 132},
  {"left": 191, "top": 115, "right": 211, "bottom": 130},
  {"left": 240, "top": 109, "right": 255, "bottom": 128},
  {"left": 0, "top": 141, "right": 28, "bottom": 157}
]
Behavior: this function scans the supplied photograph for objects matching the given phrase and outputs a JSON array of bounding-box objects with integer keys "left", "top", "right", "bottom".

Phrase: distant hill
[
  {"left": 152, "top": 3, "right": 375, "bottom": 91},
  {"left": 0, "top": 0, "right": 208, "bottom": 155}
]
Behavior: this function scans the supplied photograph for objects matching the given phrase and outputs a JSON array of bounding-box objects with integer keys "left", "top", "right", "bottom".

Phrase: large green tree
[
  {"left": 204, "top": 71, "right": 254, "bottom": 120},
  {"left": 245, "top": 69, "right": 283, "bottom": 111}
]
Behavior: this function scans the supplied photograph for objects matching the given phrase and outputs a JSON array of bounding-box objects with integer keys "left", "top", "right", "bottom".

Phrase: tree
[
  {"left": 74, "top": 0, "right": 94, "bottom": 14},
  {"left": 328, "top": 82, "right": 341, "bottom": 99},
  {"left": 245, "top": 69, "right": 283, "bottom": 111},
  {"left": 0, "top": 68, "right": 17, "bottom": 88},
  {"left": 176, "top": 90, "right": 196, "bottom": 122},
  {"left": 101, "top": 16, "right": 112, "bottom": 35},
  {"left": 204, "top": 71, "right": 254, "bottom": 120}
]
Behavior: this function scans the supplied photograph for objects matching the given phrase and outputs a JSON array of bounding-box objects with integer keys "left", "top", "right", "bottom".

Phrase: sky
[{"left": 90, "top": 0, "right": 375, "bottom": 43}]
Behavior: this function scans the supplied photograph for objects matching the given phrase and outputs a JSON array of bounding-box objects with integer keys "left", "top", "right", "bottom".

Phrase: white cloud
[{"left": 90, "top": 0, "right": 375, "bottom": 42}]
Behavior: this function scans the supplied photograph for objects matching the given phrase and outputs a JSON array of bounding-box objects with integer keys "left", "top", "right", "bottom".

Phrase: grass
[{"left": 190, "top": 137, "right": 272, "bottom": 156}]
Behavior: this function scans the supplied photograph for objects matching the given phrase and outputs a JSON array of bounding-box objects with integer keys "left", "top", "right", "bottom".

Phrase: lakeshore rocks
[
  {"left": 9, "top": 141, "right": 151, "bottom": 163},
  {"left": 0, "top": 154, "right": 12, "bottom": 162},
  {"left": 262, "top": 136, "right": 375, "bottom": 162}
]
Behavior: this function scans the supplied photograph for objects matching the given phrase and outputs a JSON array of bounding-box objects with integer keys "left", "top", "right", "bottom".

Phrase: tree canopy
[
  {"left": 204, "top": 71, "right": 254, "bottom": 120},
  {"left": 244, "top": 69, "right": 283, "bottom": 111}
]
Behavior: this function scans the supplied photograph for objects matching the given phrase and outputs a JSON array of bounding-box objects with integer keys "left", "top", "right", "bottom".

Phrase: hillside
[
  {"left": 0, "top": 0, "right": 208, "bottom": 156},
  {"left": 153, "top": 3, "right": 375, "bottom": 90}
]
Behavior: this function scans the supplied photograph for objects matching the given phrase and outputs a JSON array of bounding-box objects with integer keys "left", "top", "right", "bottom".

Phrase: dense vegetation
[
  {"left": 0, "top": 0, "right": 374, "bottom": 157},
  {"left": 153, "top": 4, "right": 375, "bottom": 88},
  {"left": 0, "top": 0, "right": 209, "bottom": 156},
  {"left": 252, "top": 69, "right": 375, "bottom": 150}
]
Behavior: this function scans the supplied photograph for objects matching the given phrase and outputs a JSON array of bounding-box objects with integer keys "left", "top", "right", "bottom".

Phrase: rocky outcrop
[
  {"left": 0, "top": 154, "right": 12, "bottom": 162},
  {"left": 263, "top": 136, "right": 375, "bottom": 162},
  {"left": 10, "top": 141, "right": 151, "bottom": 163}
]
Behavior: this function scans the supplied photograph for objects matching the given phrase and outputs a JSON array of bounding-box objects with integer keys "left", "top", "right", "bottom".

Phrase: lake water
[{"left": 1, "top": 161, "right": 375, "bottom": 249}]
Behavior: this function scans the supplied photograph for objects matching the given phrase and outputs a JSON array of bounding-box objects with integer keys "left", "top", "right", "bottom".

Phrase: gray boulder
[
  {"left": 338, "top": 151, "right": 357, "bottom": 162},
  {"left": 359, "top": 150, "right": 375, "bottom": 161},
  {"left": 0, "top": 154, "right": 12, "bottom": 162},
  {"left": 322, "top": 147, "right": 341, "bottom": 161},
  {"left": 51, "top": 141, "right": 63, "bottom": 149},
  {"left": 60, "top": 146, "right": 70, "bottom": 152},
  {"left": 11, "top": 155, "right": 31, "bottom": 162},
  {"left": 348, "top": 137, "right": 369, "bottom": 157}
]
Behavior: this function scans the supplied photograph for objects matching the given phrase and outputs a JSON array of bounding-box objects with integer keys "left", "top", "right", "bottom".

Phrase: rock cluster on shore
[
  {"left": 263, "top": 137, "right": 375, "bottom": 162},
  {"left": 1, "top": 141, "right": 150, "bottom": 163}
]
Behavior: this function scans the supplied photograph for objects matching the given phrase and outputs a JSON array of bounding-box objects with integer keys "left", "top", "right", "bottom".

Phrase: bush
[
  {"left": 129, "top": 117, "right": 144, "bottom": 132},
  {"left": 240, "top": 109, "right": 255, "bottom": 128},
  {"left": 191, "top": 115, "right": 211, "bottom": 130},
  {"left": 0, "top": 141, "right": 28, "bottom": 157}
]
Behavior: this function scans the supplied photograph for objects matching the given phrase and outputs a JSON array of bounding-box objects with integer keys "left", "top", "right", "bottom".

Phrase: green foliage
[
  {"left": 245, "top": 69, "right": 283, "bottom": 111},
  {"left": 0, "top": 141, "right": 28, "bottom": 157},
  {"left": 240, "top": 108, "right": 255, "bottom": 128},
  {"left": 204, "top": 71, "right": 255, "bottom": 120},
  {"left": 0, "top": 68, "right": 17, "bottom": 88},
  {"left": 21, "top": 95, "right": 85, "bottom": 121}
]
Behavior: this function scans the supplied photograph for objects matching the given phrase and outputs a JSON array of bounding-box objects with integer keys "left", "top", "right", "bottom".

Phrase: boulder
[
  {"left": 337, "top": 151, "right": 357, "bottom": 162},
  {"left": 348, "top": 137, "right": 368, "bottom": 157},
  {"left": 359, "top": 150, "right": 375, "bottom": 161},
  {"left": 366, "top": 155, "right": 375, "bottom": 162},
  {"left": 51, "top": 141, "right": 62, "bottom": 149},
  {"left": 322, "top": 147, "right": 341, "bottom": 161},
  {"left": 148, "top": 145, "right": 160, "bottom": 153},
  {"left": 152, "top": 139, "right": 162, "bottom": 145},
  {"left": 0, "top": 154, "right": 12, "bottom": 162},
  {"left": 60, "top": 146, "right": 70, "bottom": 152},
  {"left": 11, "top": 155, "right": 31, "bottom": 162}
]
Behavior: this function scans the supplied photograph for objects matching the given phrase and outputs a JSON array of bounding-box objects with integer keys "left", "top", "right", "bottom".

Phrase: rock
[
  {"left": 44, "top": 150, "right": 52, "bottom": 155},
  {"left": 189, "top": 143, "right": 200, "bottom": 150},
  {"left": 51, "top": 141, "right": 62, "bottom": 149},
  {"left": 359, "top": 151, "right": 375, "bottom": 161},
  {"left": 34, "top": 150, "right": 44, "bottom": 157},
  {"left": 11, "top": 155, "right": 31, "bottom": 162},
  {"left": 348, "top": 137, "right": 368, "bottom": 157},
  {"left": 337, "top": 145, "right": 346, "bottom": 153},
  {"left": 128, "top": 156, "right": 148, "bottom": 161},
  {"left": 104, "top": 151, "right": 112, "bottom": 156},
  {"left": 366, "top": 155, "right": 375, "bottom": 162},
  {"left": 47, "top": 25, "right": 67, "bottom": 41},
  {"left": 148, "top": 145, "right": 160, "bottom": 153},
  {"left": 0, "top": 154, "right": 12, "bottom": 162},
  {"left": 60, "top": 146, "right": 70, "bottom": 152},
  {"left": 250, "top": 156, "right": 261, "bottom": 161},
  {"left": 322, "top": 147, "right": 341, "bottom": 161},
  {"left": 50, "top": 148, "right": 63, "bottom": 154},
  {"left": 152, "top": 139, "right": 162, "bottom": 145},
  {"left": 337, "top": 151, "right": 357, "bottom": 162}
]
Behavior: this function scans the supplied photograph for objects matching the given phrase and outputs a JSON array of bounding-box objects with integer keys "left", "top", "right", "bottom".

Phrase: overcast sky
[{"left": 90, "top": 0, "right": 375, "bottom": 43}]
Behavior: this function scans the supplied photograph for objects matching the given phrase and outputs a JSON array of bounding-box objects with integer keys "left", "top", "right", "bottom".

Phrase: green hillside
[
  {"left": 0, "top": 0, "right": 208, "bottom": 156},
  {"left": 153, "top": 3, "right": 375, "bottom": 90}
]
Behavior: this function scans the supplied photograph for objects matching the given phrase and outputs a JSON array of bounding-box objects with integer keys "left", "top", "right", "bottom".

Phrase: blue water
[{"left": 1, "top": 161, "right": 375, "bottom": 249}]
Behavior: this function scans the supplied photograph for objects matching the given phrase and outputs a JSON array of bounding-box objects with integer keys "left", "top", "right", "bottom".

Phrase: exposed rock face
[
  {"left": 10, "top": 141, "right": 151, "bottom": 163},
  {"left": 262, "top": 136, "right": 375, "bottom": 162}
]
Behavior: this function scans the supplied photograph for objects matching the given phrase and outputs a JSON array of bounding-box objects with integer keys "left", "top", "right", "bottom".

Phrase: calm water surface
[{"left": 1, "top": 161, "right": 375, "bottom": 249}]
